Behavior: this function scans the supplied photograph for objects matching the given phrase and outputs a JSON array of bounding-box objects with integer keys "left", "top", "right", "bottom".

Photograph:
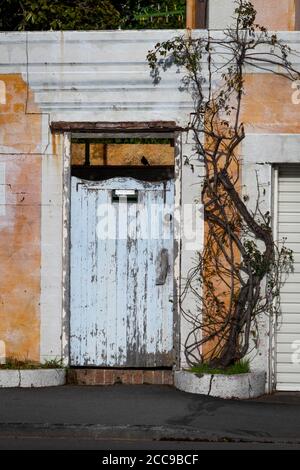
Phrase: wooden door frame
[{"left": 61, "top": 128, "right": 183, "bottom": 369}]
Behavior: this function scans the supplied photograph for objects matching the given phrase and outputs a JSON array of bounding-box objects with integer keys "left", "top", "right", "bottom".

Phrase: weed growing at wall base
[
  {"left": 0, "top": 357, "right": 64, "bottom": 369},
  {"left": 190, "top": 360, "right": 251, "bottom": 376}
]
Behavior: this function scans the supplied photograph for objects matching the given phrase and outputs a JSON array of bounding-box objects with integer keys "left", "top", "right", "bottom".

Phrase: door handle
[{"left": 156, "top": 248, "right": 169, "bottom": 286}]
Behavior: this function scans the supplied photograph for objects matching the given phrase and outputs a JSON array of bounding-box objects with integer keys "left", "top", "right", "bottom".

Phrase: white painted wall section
[
  {"left": 0, "top": 163, "right": 6, "bottom": 216},
  {"left": 208, "top": 0, "right": 236, "bottom": 30},
  {"left": 40, "top": 135, "right": 64, "bottom": 361},
  {"left": 179, "top": 136, "right": 204, "bottom": 368}
]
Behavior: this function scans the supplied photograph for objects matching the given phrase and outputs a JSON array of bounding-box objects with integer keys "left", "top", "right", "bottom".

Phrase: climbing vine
[{"left": 147, "top": 0, "right": 298, "bottom": 368}]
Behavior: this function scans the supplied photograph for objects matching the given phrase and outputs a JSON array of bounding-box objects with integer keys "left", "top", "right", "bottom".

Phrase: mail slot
[{"left": 112, "top": 189, "right": 138, "bottom": 203}]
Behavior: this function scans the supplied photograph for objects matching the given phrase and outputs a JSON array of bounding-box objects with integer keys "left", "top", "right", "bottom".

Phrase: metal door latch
[{"left": 156, "top": 248, "right": 169, "bottom": 285}]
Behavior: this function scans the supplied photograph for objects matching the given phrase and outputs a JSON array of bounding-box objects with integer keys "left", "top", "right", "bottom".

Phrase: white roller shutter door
[{"left": 276, "top": 166, "right": 300, "bottom": 391}]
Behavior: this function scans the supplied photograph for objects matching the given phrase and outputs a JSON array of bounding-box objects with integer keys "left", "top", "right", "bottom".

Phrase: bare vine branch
[{"left": 147, "top": 0, "right": 297, "bottom": 368}]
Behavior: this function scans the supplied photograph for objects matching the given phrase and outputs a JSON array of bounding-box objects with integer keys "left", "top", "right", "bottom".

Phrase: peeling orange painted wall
[
  {"left": 202, "top": 71, "right": 299, "bottom": 361},
  {"left": 0, "top": 75, "right": 41, "bottom": 361},
  {"left": 242, "top": 74, "right": 300, "bottom": 134},
  {"left": 251, "top": 0, "right": 297, "bottom": 31}
]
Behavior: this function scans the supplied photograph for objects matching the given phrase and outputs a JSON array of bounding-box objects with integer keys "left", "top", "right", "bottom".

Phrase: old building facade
[{"left": 0, "top": 0, "right": 300, "bottom": 391}]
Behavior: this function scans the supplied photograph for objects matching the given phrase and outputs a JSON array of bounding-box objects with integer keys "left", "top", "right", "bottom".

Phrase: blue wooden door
[{"left": 70, "top": 177, "right": 174, "bottom": 367}]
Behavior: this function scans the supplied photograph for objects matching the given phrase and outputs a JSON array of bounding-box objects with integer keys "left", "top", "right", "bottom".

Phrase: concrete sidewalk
[{"left": 0, "top": 385, "right": 300, "bottom": 444}]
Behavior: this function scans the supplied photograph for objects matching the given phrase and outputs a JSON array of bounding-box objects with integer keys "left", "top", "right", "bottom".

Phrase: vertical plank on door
[{"left": 70, "top": 177, "right": 174, "bottom": 367}]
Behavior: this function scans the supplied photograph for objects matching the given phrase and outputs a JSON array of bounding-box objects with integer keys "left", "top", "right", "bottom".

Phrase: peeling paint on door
[{"left": 70, "top": 177, "right": 174, "bottom": 367}]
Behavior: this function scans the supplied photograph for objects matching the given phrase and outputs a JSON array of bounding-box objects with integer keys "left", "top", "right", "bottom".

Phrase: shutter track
[{"left": 276, "top": 165, "right": 300, "bottom": 391}]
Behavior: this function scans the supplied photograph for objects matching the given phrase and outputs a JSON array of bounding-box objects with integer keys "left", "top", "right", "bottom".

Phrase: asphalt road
[
  {"left": 0, "top": 385, "right": 300, "bottom": 449},
  {"left": 0, "top": 437, "right": 300, "bottom": 450}
]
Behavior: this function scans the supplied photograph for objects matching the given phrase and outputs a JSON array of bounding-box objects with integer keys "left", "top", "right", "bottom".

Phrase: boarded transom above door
[{"left": 70, "top": 177, "right": 175, "bottom": 367}]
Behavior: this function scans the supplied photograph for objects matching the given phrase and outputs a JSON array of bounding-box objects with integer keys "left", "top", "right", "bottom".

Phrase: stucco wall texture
[
  {"left": 209, "top": 0, "right": 300, "bottom": 31},
  {"left": 252, "top": 0, "right": 300, "bottom": 31},
  {"left": 242, "top": 74, "right": 300, "bottom": 134},
  {"left": 0, "top": 74, "right": 42, "bottom": 361},
  {"left": 0, "top": 1, "right": 299, "bottom": 364}
]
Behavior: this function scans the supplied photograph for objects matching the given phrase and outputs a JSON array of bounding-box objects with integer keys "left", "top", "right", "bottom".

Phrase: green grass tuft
[
  {"left": 190, "top": 359, "right": 250, "bottom": 376},
  {"left": 0, "top": 357, "right": 64, "bottom": 370}
]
